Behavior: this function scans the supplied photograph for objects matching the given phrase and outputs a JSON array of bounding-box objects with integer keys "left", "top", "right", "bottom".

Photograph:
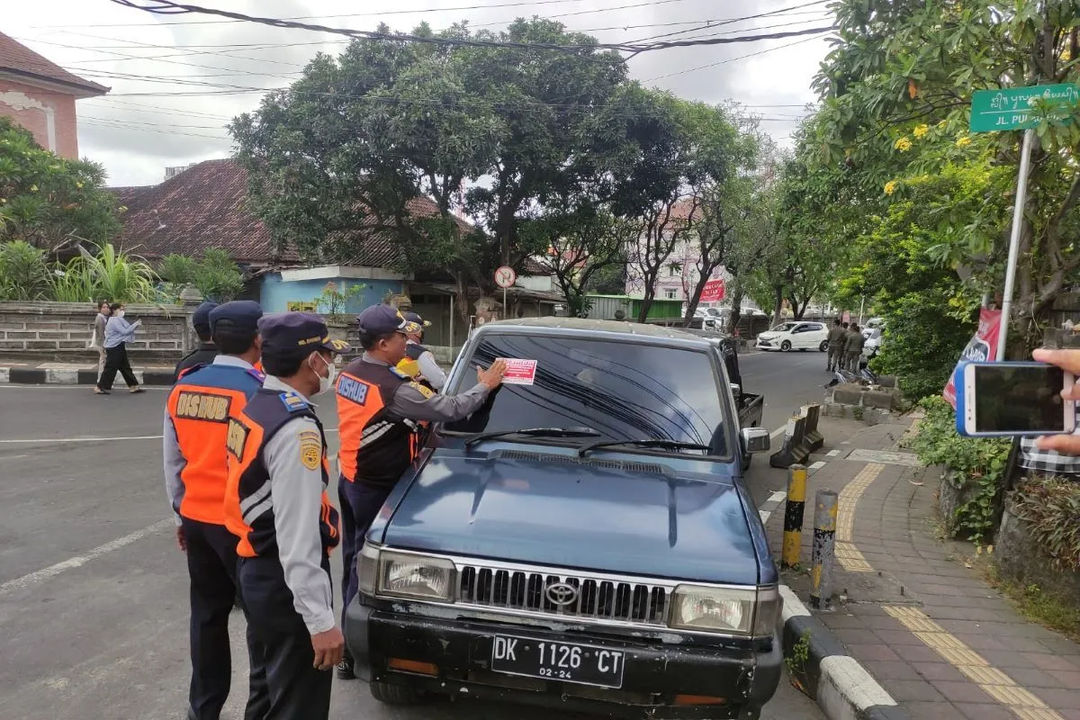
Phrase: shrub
[
  {"left": 52, "top": 243, "right": 157, "bottom": 303},
  {"left": 316, "top": 281, "right": 365, "bottom": 322},
  {"left": 1011, "top": 477, "right": 1080, "bottom": 573},
  {"left": 158, "top": 253, "right": 197, "bottom": 285},
  {"left": 907, "top": 396, "right": 1011, "bottom": 542},
  {"left": 0, "top": 240, "right": 51, "bottom": 300},
  {"left": 157, "top": 249, "right": 244, "bottom": 302}
]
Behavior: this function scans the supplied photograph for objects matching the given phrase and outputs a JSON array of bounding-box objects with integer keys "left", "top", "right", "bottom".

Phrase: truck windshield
[{"left": 444, "top": 334, "right": 727, "bottom": 455}]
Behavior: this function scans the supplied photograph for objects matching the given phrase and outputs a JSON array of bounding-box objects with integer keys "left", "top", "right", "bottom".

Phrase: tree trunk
[
  {"left": 728, "top": 286, "right": 744, "bottom": 335},
  {"left": 771, "top": 285, "right": 784, "bottom": 325},
  {"left": 637, "top": 289, "right": 655, "bottom": 324}
]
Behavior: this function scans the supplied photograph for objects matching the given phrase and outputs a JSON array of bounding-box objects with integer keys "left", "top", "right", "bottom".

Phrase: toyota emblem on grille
[{"left": 545, "top": 582, "right": 579, "bottom": 607}]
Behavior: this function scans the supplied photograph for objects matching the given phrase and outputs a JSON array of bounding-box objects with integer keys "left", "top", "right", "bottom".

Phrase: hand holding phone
[
  {"left": 1032, "top": 348, "right": 1080, "bottom": 453},
  {"left": 957, "top": 360, "right": 1075, "bottom": 437}
]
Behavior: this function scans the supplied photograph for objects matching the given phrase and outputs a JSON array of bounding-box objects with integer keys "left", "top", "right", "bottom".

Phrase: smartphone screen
[{"left": 973, "top": 364, "right": 1066, "bottom": 432}]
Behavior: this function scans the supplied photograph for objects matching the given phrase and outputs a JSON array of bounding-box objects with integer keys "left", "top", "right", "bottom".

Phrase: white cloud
[{"left": 6, "top": 0, "right": 832, "bottom": 185}]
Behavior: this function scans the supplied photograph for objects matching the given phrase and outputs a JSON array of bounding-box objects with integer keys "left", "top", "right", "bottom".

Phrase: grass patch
[{"left": 984, "top": 565, "right": 1080, "bottom": 643}]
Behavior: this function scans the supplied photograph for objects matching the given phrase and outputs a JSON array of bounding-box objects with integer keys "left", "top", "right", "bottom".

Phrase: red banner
[
  {"left": 943, "top": 308, "right": 1002, "bottom": 409},
  {"left": 700, "top": 278, "right": 725, "bottom": 303}
]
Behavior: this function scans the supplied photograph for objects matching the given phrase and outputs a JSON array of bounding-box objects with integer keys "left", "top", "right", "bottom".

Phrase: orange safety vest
[
  {"left": 224, "top": 387, "right": 338, "bottom": 558},
  {"left": 335, "top": 358, "right": 421, "bottom": 486},
  {"left": 166, "top": 363, "right": 263, "bottom": 525}
]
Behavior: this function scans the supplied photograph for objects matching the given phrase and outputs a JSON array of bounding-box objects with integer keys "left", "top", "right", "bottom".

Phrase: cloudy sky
[{"left": 5, "top": 0, "right": 834, "bottom": 187}]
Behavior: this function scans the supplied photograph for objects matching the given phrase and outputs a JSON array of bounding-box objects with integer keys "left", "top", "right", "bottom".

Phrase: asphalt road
[{"left": 0, "top": 349, "right": 829, "bottom": 720}]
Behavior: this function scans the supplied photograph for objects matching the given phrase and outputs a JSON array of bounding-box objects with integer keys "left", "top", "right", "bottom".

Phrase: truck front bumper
[{"left": 346, "top": 599, "right": 781, "bottom": 719}]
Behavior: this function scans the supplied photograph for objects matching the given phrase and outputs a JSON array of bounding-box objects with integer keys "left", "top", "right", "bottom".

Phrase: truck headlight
[
  {"left": 376, "top": 550, "right": 456, "bottom": 602},
  {"left": 670, "top": 585, "right": 780, "bottom": 636}
]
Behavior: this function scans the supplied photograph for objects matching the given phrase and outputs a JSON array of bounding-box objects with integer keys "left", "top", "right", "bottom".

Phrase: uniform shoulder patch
[
  {"left": 298, "top": 429, "right": 321, "bottom": 470},
  {"left": 177, "top": 363, "right": 206, "bottom": 381},
  {"left": 279, "top": 391, "right": 310, "bottom": 412},
  {"left": 408, "top": 381, "right": 435, "bottom": 399},
  {"left": 388, "top": 366, "right": 411, "bottom": 380},
  {"left": 246, "top": 367, "right": 266, "bottom": 384}
]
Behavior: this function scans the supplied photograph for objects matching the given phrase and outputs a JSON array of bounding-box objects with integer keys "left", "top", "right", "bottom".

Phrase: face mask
[
  {"left": 311, "top": 353, "right": 336, "bottom": 395},
  {"left": 116, "top": 310, "right": 125, "bottom": 318}
]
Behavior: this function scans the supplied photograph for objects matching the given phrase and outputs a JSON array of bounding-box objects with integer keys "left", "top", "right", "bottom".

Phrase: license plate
[{"left": 490, "top": 635, "right": 625, "bottom": 689}]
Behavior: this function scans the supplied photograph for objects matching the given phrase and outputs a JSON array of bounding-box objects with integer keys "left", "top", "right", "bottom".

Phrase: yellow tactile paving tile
[
  {"left": 833, "top": 463, "right": 883, "bottom": 572},
  {"left": 882, "top": 605, "right": 1063, "bottom": 720}
]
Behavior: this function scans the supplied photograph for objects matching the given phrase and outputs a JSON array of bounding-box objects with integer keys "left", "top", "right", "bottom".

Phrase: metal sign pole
[
  {"left": 503, "top": 286, "right": 507, "bottom": 320},
  {"left": 997, "top": 128, "right": 1035, "bottom": 361}
]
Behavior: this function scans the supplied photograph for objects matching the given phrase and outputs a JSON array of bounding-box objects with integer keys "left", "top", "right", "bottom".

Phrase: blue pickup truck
[{"left": 345, "top": 318, "right": 778, "bottom": 719}]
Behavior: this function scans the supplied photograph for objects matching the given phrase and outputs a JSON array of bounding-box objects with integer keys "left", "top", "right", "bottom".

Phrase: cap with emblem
[
  {"left": 258, "top": 312, "right": 351, "bottom": 360},
  {"left": 403, "top": 311, "right": 432, "bottom": 329},
  {"left": 209, "top": 300, "right": 263, "bottom": 334},
  {"left": 357, "top": 304, "right": 420, "bottom": 336},
  {"left": 192, "top": 301, "right": 218, "bottom": 335}
]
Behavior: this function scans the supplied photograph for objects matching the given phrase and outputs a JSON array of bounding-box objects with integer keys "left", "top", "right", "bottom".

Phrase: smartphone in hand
[{"left": 956, "top": 361, "right": 1076, "bottom": 437}]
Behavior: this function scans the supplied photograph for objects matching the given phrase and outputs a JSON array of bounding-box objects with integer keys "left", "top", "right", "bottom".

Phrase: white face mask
[
  {"left": 311, "top": 353, "right": 336, "bottom": 395},
  {"left": 116, "top": 310, "right": 125, "bottom": 318}
]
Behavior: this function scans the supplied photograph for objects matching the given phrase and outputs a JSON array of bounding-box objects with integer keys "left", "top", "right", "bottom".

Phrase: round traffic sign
[{"left": 494, "top": 265, "right": 517, "bottom": 289}]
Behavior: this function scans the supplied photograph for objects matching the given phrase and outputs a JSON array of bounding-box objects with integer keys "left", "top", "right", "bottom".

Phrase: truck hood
[{"left": 379, "top": 450, "right": 761, "bottom": 585}]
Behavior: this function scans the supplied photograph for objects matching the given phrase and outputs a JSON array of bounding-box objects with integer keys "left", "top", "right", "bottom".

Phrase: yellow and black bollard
[
  {"left": 781, "top": 464, "right": 807, "bottom": 569},
  {"left": 810, "top": 489, "right": 838, "bottom": 609}
]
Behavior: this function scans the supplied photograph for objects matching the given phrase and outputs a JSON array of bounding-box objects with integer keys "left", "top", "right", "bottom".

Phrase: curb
[
  {"left": 0, "top": 368, "right": 175, "bottom": 386},
  {"left": 780, "top": 586, "right": 908, "bottom": 720}
]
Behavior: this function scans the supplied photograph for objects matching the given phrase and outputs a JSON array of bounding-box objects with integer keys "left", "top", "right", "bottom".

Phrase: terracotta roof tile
[{"left": 0, "top": 32, "right": 108, "bottom": 97}]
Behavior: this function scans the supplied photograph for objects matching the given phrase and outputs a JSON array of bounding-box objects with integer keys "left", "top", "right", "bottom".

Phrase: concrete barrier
[
  {"left": 770, "top": 413, "right": 810, "bottom": 468},
  {"left": 802, "top": 403, "right": 824, "bottom": 452}
]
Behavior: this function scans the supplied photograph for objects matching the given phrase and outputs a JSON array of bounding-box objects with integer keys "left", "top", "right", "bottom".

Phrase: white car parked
[{"left": 756, "top": 321, "right": 830, "bottom": 352}]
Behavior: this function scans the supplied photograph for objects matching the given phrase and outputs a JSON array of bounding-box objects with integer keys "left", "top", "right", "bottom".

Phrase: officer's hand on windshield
[
  {"left": 1033, "top": 348, "right": 1080, "bottom": 455},
  {"left": 175, "top": 526, "right": 187, "bottom": 552},
  {"left": 477, "top": 358, "right": 508, "bottom": 390},
  {"left": 311, "top": 626, "right": 345, "bottom": 671}
]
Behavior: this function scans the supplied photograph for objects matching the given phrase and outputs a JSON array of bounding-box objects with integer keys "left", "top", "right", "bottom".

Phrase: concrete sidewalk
[
  {"left": 771, "top": 415, "right": 1080, "bottom": 720},
  {"left": 0, "top": 360, "right": 175, "bottom": 385}
]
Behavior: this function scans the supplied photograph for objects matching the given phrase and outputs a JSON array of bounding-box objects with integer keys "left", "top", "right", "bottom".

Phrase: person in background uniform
[
  {"left": 837, "top": 322, "right": 850, "bottom": 369},
  {"left": 96, "top": 302, "right": 143, "bottom": 395},
  {"left": 174, "top": 302, "right": 220, "bottom": 383},
  {"left": 163, "top": 300, "right": 268, "bottom": 720},
  {"left": 826, "top": 318, "right": 846, "bottom": 373},
  {"left": 395, "top": 311, "right": 448, "bottom": 391},
  {"left": 333, "top": 304, "right": 506, "bottom": 679},
  {"left": 845, "top": 323, "right": 865, "bottom": 373},
  {"left": 224, "top": 313, "right": 349, "bottom": 720},
  {"left": 88, "top": 300, "right": 111, "bottom": 386}
]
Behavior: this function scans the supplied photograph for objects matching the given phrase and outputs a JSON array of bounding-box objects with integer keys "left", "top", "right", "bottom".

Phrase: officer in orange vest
[
  {"left": 333, "top": 304, "right": 506, "bottom": 679},
  {"left": 163, "top": 300, "right": 268, "bottom": 720},
  {"left": 224, "top": 313, "right": 349, "bottom": 720}
]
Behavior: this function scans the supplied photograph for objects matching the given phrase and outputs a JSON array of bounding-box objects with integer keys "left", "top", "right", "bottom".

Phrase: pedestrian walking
[
  {"left": 224, "top": 313, "right": 350, "bottom": 720},
  {"left": 174, "top": 301, "right": 220, "bottom": 383},
  {"left": 395, "top": 311, "right": 447, "bottom": 391},
  {"left": 96, "top": 302, "right": 143, "bottom": 394},
  {"left": 826, "top": 318, "right": 846, "bottom": 372},
  {"left": 333, "top": 304, "right": 506, "bottom": 679},
  {"left": 164, "top": 301, "right": 268, "bottom": 720},
  {"left": 845, "top": 323, "right": 865, "bottom": 374},
  {"left": 88, "top": 299, "right": 111, "bottom": 384}
]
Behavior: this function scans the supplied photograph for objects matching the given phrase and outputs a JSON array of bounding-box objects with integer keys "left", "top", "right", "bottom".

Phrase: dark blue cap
[
  {"left": 192, "top": 301, "right": 218, "bottom": 332},
  {"left": 358, "top": 304, "right": 419, "bottom": 335},
  {"left": 209, "top": 300, "right": 263, "bottom": 333},
  {"left": 403, "top": 311, "right": 432, "bottom": 328},
  {"left": 258, "top": 312, "right": 350, "bottom": 360}
]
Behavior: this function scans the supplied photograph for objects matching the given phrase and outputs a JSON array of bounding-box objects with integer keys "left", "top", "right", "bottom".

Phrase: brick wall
[{"left": 0, "top": 302, "right": 195, "bottom": 361}]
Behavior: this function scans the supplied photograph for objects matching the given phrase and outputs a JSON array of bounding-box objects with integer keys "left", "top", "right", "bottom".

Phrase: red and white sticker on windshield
[{"left": 500, "top": 358, "right": 538, "bottom": 385}]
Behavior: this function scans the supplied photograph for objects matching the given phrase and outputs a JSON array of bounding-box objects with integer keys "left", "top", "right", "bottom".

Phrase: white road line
[
  {"left": 0, "top": 385, "right": 168, "bottom": 391},
  {"left": 768, "top": 490, "right": 787, "bottom": 503},
  {"left": 827, "top": 449, "right": 841, "bottom": 457},
  {"left": 0, "top": 435, "right": 163, "bottom": 444},
  {"left": 0, "top": 518, "right": 174, "bottom": 595},
  {"left": 809, "top": 461, "right": 827, "bottom": 471},
  {"left": 769, "top": 425, "right": 788, "bottom": 440},
  {"left": 759, "top": 510, "right": 771, "bottom": 523}
]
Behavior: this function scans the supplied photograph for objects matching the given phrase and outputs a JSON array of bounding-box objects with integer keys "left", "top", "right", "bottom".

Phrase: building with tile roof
[{"left": 0, "top": 31, "right": 107, "bottom": 158}]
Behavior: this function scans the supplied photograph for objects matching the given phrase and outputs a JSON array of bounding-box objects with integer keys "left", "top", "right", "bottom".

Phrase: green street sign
[{"left": 970, "top": 84, "right": 1080, "bottom": 132}]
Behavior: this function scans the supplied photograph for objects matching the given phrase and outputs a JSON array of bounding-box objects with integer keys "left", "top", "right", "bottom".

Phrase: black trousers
[
  {"left": 239, "top": 555, "right": 333, "bottom": 720},
  {"left": 182, "top": 518, "right": 269, "bottom": 720},
  {"left": 97, "top": 344, "right": 139, "bottom": 390},
  {"left": 338, "top": 475, "right": 393, "bottom": 635}
]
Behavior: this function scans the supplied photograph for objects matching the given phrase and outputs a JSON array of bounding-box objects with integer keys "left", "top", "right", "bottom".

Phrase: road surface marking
[
  {"left": 827, "top": 449, "right": 841, "bottom": 457},
  {"left": 834, "top": 463, "right": 882, "bottom": 573},
  {"left": 759, "top": 510, "right": 771, "bottom": 523},
  {"left": 768, "top": 491, "right": 786, "bottom": 503},
  {"left": 883, "top": 606, "right": 1063, "bottom": 719},
  {"left": 770, "top": 425, "right": 788, "bottom": 440},
  {"left": 809, "top": 460, "right": 826, "bottom": 471},
  {"left": 0, "top": 518, "right": 174, "bottom": 595},
  {"left": 0, "top": 435, "right": 163, "bottom": 444}
]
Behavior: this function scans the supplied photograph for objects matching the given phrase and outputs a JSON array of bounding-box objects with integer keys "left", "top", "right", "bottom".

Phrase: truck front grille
[{"left": 457, "top": 564, "right": 668, "bottom": 625}]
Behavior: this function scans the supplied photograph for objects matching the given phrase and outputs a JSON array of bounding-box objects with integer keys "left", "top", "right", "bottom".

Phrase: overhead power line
[{"left": 108, "top": 0, "right": 834, "bottom": 56}]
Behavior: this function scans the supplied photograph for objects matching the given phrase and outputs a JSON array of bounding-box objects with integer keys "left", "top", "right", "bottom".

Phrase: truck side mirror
[
  {"left": 741, "top": 427, "right": 770, "bottom": 454},
  {"left": 729, "top": 383, "right": 741, "bottom": 397}
]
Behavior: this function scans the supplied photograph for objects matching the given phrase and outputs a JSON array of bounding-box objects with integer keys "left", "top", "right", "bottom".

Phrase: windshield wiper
[
  {"left": 577, "top": 439, "right": 713, "bottom": 458},
  {"left": 464, "top": 426, "right": 602, "bottom": 448}
]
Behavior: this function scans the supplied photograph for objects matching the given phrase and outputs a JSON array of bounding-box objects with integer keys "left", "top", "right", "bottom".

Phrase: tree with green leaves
[{"left": 0, "top": 117, "right": 120, "bottom": 252}]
